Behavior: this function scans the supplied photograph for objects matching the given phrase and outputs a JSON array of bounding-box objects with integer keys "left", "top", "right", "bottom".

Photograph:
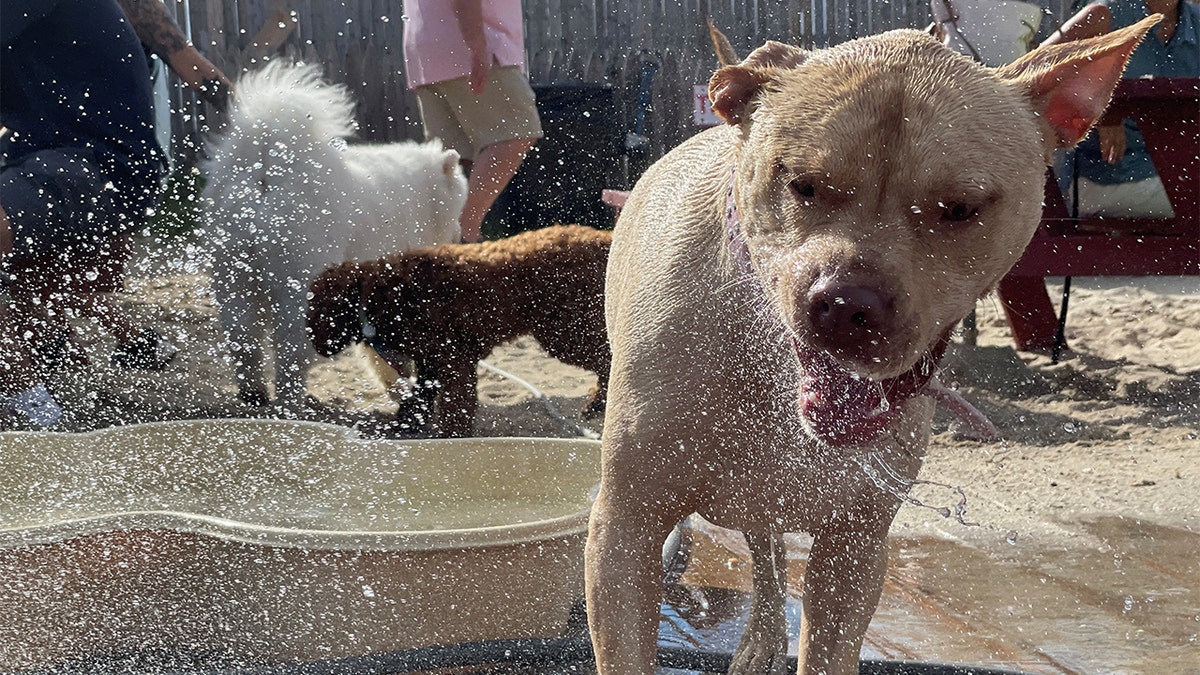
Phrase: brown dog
[
  {"left": 309, "top": 224, "right": 611, "bottom": 437},
  {"left": 587, "top": 19, "right": 1157, "bottom": 675}
]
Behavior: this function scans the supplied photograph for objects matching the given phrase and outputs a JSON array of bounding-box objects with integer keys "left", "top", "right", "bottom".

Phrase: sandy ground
[{"left": 39, "top": 235, "right": 1200, "bottom": 551}]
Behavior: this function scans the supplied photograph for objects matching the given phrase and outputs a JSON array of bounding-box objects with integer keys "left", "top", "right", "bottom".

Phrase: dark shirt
[{"left": 1, "top": 0, "right": 166, "bottom": 188}]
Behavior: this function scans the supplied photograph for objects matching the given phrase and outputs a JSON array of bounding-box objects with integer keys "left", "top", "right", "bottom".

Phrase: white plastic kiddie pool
[{"left": 0, "top": 419, "right": 599, "bottom": 671}]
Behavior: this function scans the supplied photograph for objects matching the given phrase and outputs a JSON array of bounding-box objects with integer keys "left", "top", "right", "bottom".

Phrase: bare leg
[
  {"left": 459, "top": 137, "right": 536, "bottom": 242},
  {"left": 0, "top": 205, "right": 30, "bottom": 389},
  {"left": 0, "top": 280, "right": 62, "bottom": 427},
  {"left": 0, "top": 304, "right": 39, "bottom": 394},
  {"left": 1, "top": 203, "right": 12, "bottom": 256}
]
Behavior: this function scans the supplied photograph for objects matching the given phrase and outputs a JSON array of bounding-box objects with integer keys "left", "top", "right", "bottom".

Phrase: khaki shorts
[{"left": 415, "top": 64, "right": 543, "bottom": 161}]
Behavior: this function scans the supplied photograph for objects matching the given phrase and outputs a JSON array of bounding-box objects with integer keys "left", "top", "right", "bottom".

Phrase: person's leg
[
  {"left": 0, "top": 273, "right": 63, "bottom": 428},
  {"left": 3, "top": 151, "right": 173, "bottom": 389},
  {"left": 422, "top": 65, "right": 543, "bottom": 241},
  {"left": 0, "top": 305, "right": 40, "bottom": 393},
  {"left": 1, "top": 179, "right": 62, "bottom": 426},
  {"left": 1, "top": 204, "right": 12, "bottom": 256},
  {"left": 459, "top": 137, "right": 537, "bottom": 243}
]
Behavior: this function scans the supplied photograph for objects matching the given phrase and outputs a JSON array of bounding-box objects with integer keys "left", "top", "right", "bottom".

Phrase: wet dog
[
  {"left": 308, "top": 225, "right": 611, "bottom": 437},
  {"left": 203, "top": 61, "right": 467, "bottom": 409},
  {"left": 587, "top": 18, "right": 1157, "bottom": 674}
]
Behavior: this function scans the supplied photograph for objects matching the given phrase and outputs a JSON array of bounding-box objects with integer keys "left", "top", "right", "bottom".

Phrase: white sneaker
[{"left": 2, "top": 384, "right": 63, "bottom": 429}]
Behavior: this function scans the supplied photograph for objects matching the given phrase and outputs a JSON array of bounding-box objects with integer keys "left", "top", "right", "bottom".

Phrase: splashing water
[{"left": 852, "top": 452, "right": 978, "bottom": 527}]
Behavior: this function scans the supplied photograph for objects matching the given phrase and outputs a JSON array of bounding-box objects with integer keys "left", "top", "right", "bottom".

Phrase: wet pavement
[{"left": 659, "top": 516, "right": 1199, "bottom": 675}]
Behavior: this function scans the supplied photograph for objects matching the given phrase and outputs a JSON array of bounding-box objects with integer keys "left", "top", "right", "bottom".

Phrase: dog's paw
[
  {"left": 393, "top": 395, "right": 435, "bottom": 436},
  {"left": 728, "top": 640, "right": 790, "bottom": 675},
  {"left": 581, "top": 394, "right": 606, "bottom": 418},
  {"left": 238, "top": 386, "right": 271, "bottom": 408}
]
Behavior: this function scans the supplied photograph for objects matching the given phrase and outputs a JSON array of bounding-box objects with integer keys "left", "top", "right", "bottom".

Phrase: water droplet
[
  {"left": 1005, "top": 530, "right": 1018, "bottom": 545},
  {"left": 1063, "top": 422, "right": 1078, "bottom": 433}
]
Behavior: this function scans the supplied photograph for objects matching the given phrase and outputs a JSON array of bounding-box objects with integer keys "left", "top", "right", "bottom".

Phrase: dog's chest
[
  {"left": 694, "top": 442, "right": 881, "bottom": 532},
  {"left": 683, "top": 399, "right": 931, "bottom": 535}
]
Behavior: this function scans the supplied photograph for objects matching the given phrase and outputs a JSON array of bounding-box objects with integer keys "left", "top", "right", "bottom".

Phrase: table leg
[{"left": 997, "top": 275, "right": 1062, "bottom": 353}]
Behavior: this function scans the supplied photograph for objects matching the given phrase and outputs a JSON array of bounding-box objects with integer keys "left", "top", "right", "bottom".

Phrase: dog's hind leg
[
  {"left": 270, "top": 279, "right": 317, "bottom": 411},
  {"left": 730, "top": 531, "right": 791, "bottom": 675},
  {"left": 213, "top": 271, "right": 270, "bottom": 407}
]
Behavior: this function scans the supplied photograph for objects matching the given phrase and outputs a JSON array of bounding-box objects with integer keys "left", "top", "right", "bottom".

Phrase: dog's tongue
[
  {"left": 798, "top": 349, "right": 896, "bottom": 445},
  {"left": 796, "top": 336, "right": 947, "bottom": 446}
]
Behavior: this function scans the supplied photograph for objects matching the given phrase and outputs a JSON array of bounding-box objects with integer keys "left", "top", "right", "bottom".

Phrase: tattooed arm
[{"left": 116, "top": 0, "right": 232, "bottom": 109}]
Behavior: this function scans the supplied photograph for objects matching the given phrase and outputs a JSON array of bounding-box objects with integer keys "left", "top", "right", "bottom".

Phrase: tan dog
[{"left": 587, "top": 18, "right": 1157, "bottom": 675}]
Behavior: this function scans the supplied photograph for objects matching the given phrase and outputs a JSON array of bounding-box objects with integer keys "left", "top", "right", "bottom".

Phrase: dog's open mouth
[{"left": 795, "top": 333, "right": 948, "bottom": 446}]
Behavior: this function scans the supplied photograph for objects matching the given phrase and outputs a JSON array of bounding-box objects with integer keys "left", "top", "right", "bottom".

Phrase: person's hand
[
  {"left": 468, "top": 48, "right": 490, "bottom": 95},
  {"left": 1097, "top": 123, "right": 1126, "bottom": 165},
  {"left": 167, "top": 46, "right": 233, "bottom": 109}
]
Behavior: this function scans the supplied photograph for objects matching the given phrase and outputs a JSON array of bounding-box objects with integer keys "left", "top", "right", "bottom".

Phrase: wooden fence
[{"left": 163, "top": 0, "right": 1080, "bottom": 178}]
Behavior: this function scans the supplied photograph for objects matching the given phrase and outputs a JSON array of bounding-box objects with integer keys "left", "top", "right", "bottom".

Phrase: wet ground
[
  {"left": 655, "top": 517, "right": 1199, "bottom": 675},
  {"left": 13, "top": 516, "right": 1195, "bottom": 675}
]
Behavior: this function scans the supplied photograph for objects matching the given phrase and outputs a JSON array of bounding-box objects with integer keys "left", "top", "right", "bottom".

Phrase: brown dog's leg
[
  {"left": 586, "top": 483, "right": 685, "bottom": 674},
  {"left": 581, "top": 377, "right": 607, "bottom": 417},
  {"left": 434, "top": 353, "right": 479, "bottom": 437},
  {"left": 730, "top": 531, "right": 791, "bottom": 674},
  {"left": 797, "top": 525, "right": 890, "bottom": 675}
]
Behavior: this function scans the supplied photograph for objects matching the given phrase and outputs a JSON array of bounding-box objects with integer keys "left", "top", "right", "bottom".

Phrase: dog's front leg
[
  {"left": 796, "top": 524, "right": 890, "bottom": 675},
  {"left": 731, "top": 531, "right": 791, "bottom": 675},
  {"left": 393, "top": 357, "right": 437, "bottom": 435},
  {"left": 586, "top": 483, "right": 682, "bottom": 674},
  {"left": 433, "top": 350, "right": 479, "bottom": 437}
]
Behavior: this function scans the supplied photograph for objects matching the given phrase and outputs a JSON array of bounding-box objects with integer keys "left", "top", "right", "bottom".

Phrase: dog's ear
[
  {"left": 308, "top": 263, "right": 363, "bottom": 357},
  {"left": 708, "top": 20, "right": 740, "bottom": 67},
  {"left": 709, "top": 41, "right": 809, "bottom": 124},
  {"left": 996, "top": 14, "right": 1159, "bottom": 149}
]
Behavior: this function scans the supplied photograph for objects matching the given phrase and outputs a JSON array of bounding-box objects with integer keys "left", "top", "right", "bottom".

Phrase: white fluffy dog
[{"left": 203, "top": 60, "right": 467, "bottom": 409}]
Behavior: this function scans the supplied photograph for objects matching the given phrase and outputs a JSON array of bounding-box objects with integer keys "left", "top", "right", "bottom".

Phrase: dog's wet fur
[
  {"left": 203, "top": 61, "right": 467, "bottom": 410},
  {"left": 308, "top": 225, "right": 612, "bottom": 437},
  {"left": 587, "top": 19, "right": 1158, "bottom": 674}
]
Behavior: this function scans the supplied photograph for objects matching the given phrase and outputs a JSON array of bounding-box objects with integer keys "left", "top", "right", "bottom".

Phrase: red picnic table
[{"left": 998, "top": 77, "right": 1200, "bottom": 352}]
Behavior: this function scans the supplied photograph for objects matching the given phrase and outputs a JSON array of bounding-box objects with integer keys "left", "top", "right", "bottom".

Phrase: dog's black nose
[{"left": 807, "top": 283, "right": 894, "bottom": 354}]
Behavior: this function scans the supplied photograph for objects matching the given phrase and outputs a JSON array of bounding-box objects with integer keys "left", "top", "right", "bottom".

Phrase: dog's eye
[
  {"left": 938, "top": 201, "right": 978, "bottom": 223},
  {"left": 789, "top": 179, "right": 816, "bottom": 204}
]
